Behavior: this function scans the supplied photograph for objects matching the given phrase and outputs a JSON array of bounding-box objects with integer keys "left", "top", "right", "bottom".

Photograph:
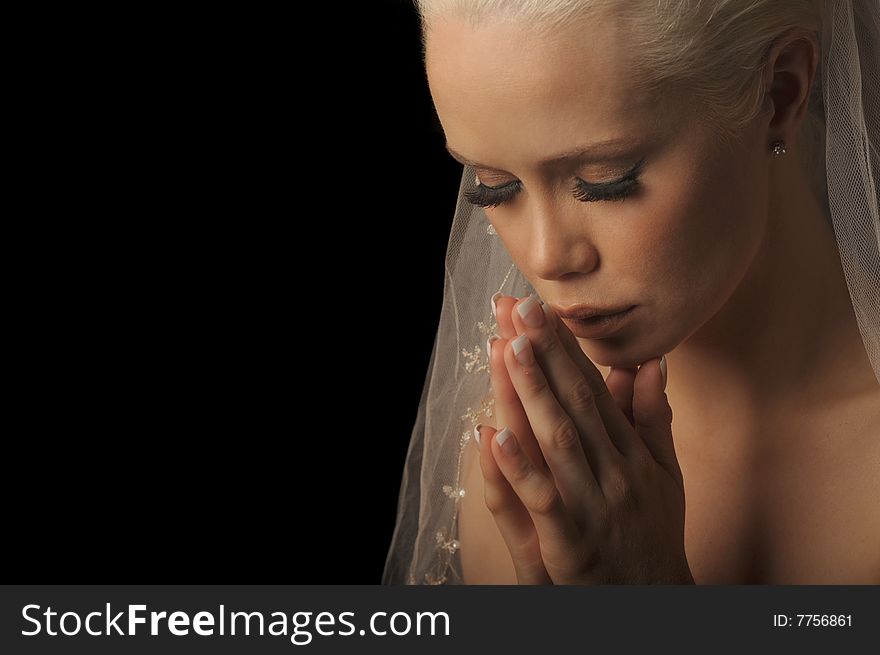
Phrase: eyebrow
[{"left": 445, "top": 138, "right": 638, "bottom": 170}]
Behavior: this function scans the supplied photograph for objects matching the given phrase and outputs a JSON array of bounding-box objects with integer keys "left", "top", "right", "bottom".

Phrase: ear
[{"left": 761, "top": 28, "right": 820, "bottom": 143}]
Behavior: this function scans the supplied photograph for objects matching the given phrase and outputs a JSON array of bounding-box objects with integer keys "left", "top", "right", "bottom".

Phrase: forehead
[{"left": 425, "top": 12, "right": 661, "bottom": 168}]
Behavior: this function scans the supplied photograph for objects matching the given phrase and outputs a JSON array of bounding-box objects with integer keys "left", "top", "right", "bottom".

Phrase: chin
[{"left": 578, "top": 337, "right": 661, "bottom": 369}]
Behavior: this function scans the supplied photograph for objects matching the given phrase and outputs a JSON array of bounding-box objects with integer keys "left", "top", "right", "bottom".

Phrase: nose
[{"left": 527, "top": 198, "right": 599, "bottom": 280}]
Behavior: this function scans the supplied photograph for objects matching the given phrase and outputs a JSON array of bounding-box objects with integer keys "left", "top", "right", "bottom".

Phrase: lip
[
  {"left": 549, "top": 303, "right": 635, "bottom": 321},
  {"left": 554, "top": 304, "right": 637, "bottom": 339}
]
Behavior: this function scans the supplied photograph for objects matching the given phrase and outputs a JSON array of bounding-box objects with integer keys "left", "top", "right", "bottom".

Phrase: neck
[{"left": 666, "top": 152, "right": 878, "bottom": 421}]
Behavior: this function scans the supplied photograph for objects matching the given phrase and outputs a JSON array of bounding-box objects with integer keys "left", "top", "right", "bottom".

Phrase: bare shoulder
[
  {"left": 840, "top": 386, "right": 880, "bottom": 580},
  {"left": 457, "top": 436, "right": 518, "bottom": 584},
  {"left": 866, "top": 399, "right": 880, "bottom": 582}
]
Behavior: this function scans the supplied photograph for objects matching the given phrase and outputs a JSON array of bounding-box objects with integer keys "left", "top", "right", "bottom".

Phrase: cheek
[{"left": 639, "top": 151, "right": 769, "bottom": 316}]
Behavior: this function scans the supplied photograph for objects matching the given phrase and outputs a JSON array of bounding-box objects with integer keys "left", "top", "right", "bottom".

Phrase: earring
[{"left": 770, "top": 140, "right": 787, "bottom": 156}]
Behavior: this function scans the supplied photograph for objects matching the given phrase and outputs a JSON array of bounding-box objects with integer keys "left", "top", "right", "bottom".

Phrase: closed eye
[{"left": 464, "top": 157, "right": 646, "bottom": 209}]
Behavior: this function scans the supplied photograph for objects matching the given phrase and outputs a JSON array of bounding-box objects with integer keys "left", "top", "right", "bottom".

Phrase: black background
[{"left": 7, "top": 1, "right": 459, "bottom": 583}]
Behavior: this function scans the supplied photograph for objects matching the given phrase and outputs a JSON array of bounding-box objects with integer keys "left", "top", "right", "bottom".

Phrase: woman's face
[{"left": 425, "top": 13, "right": 772, "bottom": 368}]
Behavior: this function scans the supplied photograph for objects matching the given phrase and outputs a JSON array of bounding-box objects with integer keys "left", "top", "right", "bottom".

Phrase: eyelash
[{"left": 463, "top": 158, "right": 646, "bottom": 209}]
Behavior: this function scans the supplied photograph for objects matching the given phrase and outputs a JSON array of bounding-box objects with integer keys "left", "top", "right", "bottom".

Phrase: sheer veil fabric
[{"left": 382, "top": 0, "right": 880, "bottom": 585}]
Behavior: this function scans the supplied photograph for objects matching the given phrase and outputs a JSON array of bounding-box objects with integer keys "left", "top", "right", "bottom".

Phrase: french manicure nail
[
  {"left": 473, "top": 423, "right": 482, "bottom": 445},
  {"left": 487, "top": 334, "right": 499, "bottom": 360},
  {"left": 516, "top": 294, "right": 544, "bottom": 328},
  {"left": 511, "top": 334, "right": 534, "bottom": 366},
  {"left": 491, "top": 292, "right": 503, "bottom": 318},
  {"left": 495, "top": 427, "right": 517, "bottom": 454}
]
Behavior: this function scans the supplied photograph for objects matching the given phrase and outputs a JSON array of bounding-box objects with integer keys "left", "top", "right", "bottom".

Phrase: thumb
[
  {"left": 632, "top": 355, "right": 681, "bottom": 482},
  {"left": 604, "top": 366, "right": 638, "bottom": 426}
]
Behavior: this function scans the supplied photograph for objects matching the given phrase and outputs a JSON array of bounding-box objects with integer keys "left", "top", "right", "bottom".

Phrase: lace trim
[
  {"left": 408, "top": 318, "right": 495, "bottom": 585},
  {"left": 409, "top": 262, "right": 517, "bottom": 584}
]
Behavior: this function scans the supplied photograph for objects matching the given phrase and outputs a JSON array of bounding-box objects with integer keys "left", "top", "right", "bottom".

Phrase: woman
[{"left": 384, "top": 0, "right": 880, "bottom": 584}]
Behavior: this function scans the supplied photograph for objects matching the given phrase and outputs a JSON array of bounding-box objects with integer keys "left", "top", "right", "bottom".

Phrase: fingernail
[
  {"left": 516, "top": 294, "right": 544, "bottom": 328},
  {"left": 473, "top": 423, "right": 483, "bottom": 445},
  {"left": 541, "top": 302, "right": 555, "bottom": 326},
  {"left": 491, "top": 292, "right": 503, "bottom": 318},
  {"left": 659, "top": 354, "right": 668, "bottom": 390},
  {"left": 486, "top": 334, "right": 500, "bottom": 360},
  {"left": 511, "top": 334, "right": 534, "bottom": 366},
  {"left": 495, "top": 427, "right": 517, "bottom": 454}
]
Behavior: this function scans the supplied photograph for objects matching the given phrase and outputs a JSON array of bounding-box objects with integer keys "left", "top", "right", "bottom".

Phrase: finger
[
  {"left": 474, "top": 424, "right": 553, "bottom": 584},
  {"left": 490, "top": 425, "right": 579, "bottom": 569},
  {"left": 492, "top": 293, "right": 518, "bottom": 340},
  {"left": 543, "top": 302, "right": 650, "bottom": 457},
  {"left": 488, "top": 334, "right": 547, "bottom": 471},
  {"left": 632, "top": 356, "right": 683, "bottom": 486},
  {"left": 604, "top": 366, "right": 637, "bottom": 426},
  {"left": 503, "top": 331, "right": 604, "bottom": 512},
  {"left": 509, "top": 295, "right": 626, "bottom": 492}
]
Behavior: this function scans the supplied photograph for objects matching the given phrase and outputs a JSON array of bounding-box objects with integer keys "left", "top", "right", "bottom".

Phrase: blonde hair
[{"left": 415, "top": 0, "right": 828, "bottom": 216}]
